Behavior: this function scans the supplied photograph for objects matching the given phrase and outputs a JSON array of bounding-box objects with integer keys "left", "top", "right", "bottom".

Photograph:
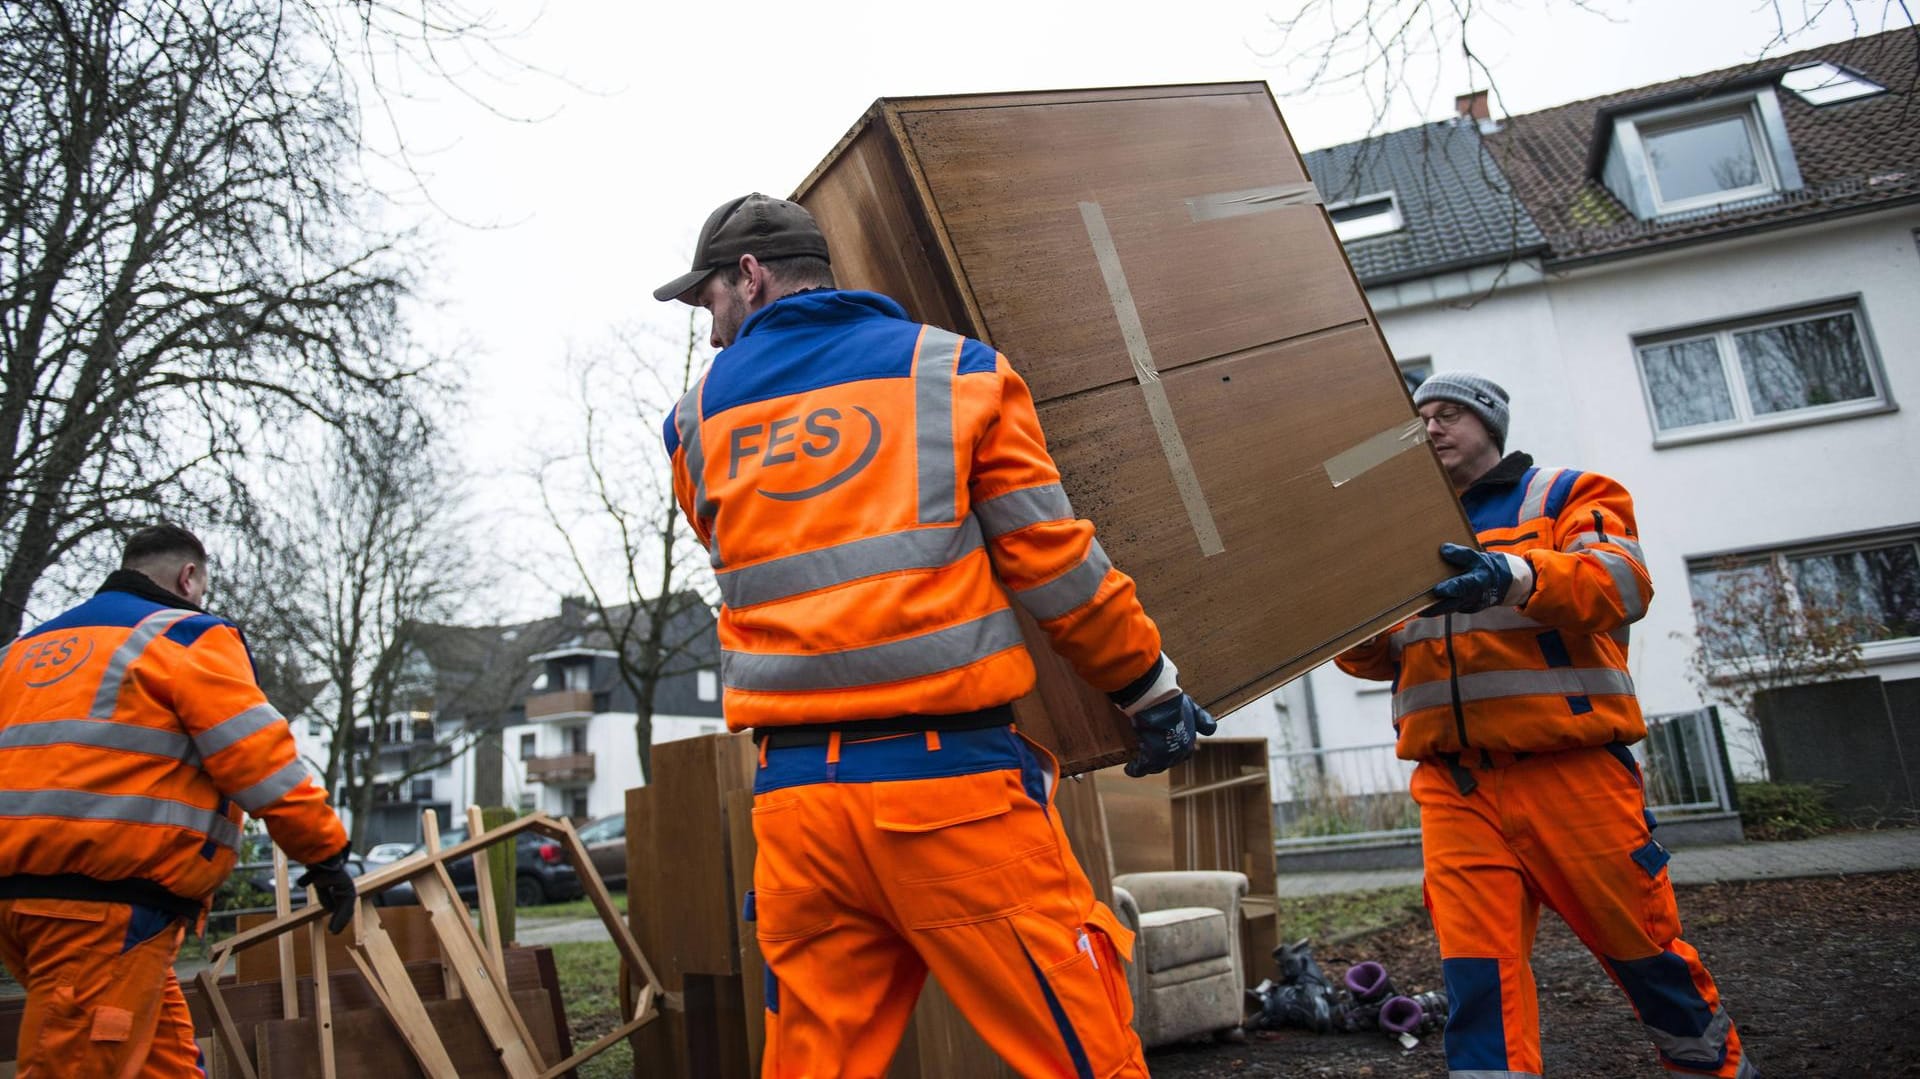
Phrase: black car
[
  {"left": 434, "top": 826, "right": 584, "bottom": 907},
  {"left": 228, "top": 842, "right": 418, "bottom": 910}
]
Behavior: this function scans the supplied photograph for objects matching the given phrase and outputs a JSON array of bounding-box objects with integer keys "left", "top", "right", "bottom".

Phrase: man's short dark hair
[
  {"left": 718, "top": 255, "right": 836, "bottom": 293},
  {"left": 121, "top": 524, "right": 207, "bottom": 570}
]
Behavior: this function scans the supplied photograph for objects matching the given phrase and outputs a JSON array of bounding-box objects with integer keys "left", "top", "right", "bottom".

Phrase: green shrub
[{"left": 1737, "top": 781, "right": 1840, "bottom": 840}]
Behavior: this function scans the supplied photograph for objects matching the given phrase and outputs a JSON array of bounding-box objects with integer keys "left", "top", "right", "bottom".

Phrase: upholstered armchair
[{"left": 1110, "top": 870, "right": 1249, "bottom": 1048}]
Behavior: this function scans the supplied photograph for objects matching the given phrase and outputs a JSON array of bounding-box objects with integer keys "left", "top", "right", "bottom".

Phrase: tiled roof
[
  {"left": 1484, "top": 26, "right": 1920, "bottom": 265},
  {"left": 1310, "top": 27, "right": 1920, "bottom": 277},
  {"left": 1304, "top": 120, "right": 1549, "bottom": 285}
]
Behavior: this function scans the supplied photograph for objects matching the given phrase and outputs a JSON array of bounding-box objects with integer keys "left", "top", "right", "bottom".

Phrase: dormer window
[
  {"left": 1597, "top": 87, "right": 1803, "bottom": 220},
  {"left": 1780, "top": 62, "right": 1885, "bottom": 106},
  {"left": 1327, "top": 192, "right": 1403, "bottom": 242},
  {"left": 1640, "top": 109, "right": 1775, "bottom": 213}
]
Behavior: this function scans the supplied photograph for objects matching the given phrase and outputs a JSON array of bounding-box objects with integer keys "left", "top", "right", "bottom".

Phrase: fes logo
[
  {"left": 16, "top": 634, "right": 95, "bottom": 688},
  {"left": 727, "top": 407, "right": 882, "bottom": 502}
]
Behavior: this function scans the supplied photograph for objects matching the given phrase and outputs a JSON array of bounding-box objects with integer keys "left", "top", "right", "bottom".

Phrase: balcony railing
[
  {"left": 525, "top": 690, "right": 595, "bottom": 719},
  {"left": 526, "top": 752, "right": 596, "bottom": 785}
]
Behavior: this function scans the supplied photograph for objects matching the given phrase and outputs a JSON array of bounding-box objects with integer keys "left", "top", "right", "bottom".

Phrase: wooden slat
[
  {"left": 465, "top": 805, "right": 505, "bottom": 971},
  {"left": 272, "top": 848, "right": 296, "bottom": 1020},
  {"left": 199, "top": 967, "right": 260, "bottom": 1079},
  {"left": 412, "top": 868, "right": 543, "bottom": 1077},
  {"left": 306, "top": 886, "right": 336, "bottom": 1079},
  {"left": 254, "top": 989, "right": 560, "bottom": 1078},
  {"left": 349, "top": 902, "right": 460, "bottom": 1079},
  {"left": 422, "top": 807, "right": 460, "bottom": 1002}
]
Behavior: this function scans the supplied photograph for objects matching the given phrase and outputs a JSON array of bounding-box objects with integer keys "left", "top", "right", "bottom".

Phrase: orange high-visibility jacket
[
  {"left": 664, "top": 289, "right": 1165, "bottom": 729},
  {"left": 1338, "top": 453, "right": 1653, "bottom": 759},
  {"left": 0, "top": 578, "right": 347, "bottom": 915}
]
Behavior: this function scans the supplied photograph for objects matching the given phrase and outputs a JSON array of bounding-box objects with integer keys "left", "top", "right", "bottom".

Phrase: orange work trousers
[
  {"left": 747, "top": 725, "right": 1147, "bottom": 1079},
  {"left": 1414, "top": 744, "right": 1754, "bottom": 1078},
  {"left": 0, "top": 897, "right": 202, "bottom": 1078}
]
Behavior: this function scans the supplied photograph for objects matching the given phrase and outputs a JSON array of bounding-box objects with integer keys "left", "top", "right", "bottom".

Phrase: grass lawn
[
  {"left": 552, "top": 940, "right": 633, "bottom": 1079},
  {"left": 527, "top": 891, "right": 628, "bottom": 922},
  {"left": 1277, "top": 884, "right": 1425, "bottom": 945}
]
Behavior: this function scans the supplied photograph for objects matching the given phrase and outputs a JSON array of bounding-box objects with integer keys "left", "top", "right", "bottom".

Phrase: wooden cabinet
[{"left": 796, "top": 84, "right": 1473, "bottom": 773}]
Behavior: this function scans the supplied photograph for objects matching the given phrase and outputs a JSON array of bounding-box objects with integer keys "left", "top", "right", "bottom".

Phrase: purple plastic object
[
  {"left": 1379, "top": 995, "right": 1424, "bottom": 1035},
  {"left": 1344, "top": 961, "right": 1391, "bottom": 1001}
]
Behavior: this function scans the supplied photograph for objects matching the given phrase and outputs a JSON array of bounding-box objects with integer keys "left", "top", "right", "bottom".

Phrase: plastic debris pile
[{"left": 1246, "top": 939, "right": 1450, "bottom": 1050}]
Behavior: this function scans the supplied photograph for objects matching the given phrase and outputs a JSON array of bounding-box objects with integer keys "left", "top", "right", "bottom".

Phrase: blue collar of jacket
[{"left": 733, "top": 289, "right": 910, "bottom": 342}]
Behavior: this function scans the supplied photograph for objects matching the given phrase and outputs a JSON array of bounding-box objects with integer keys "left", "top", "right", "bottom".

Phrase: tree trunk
[{"left": 633, "top": 711, "right": 654, "bottom": 786}]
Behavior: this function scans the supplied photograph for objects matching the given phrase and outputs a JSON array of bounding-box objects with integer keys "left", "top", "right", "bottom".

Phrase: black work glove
[
  {"left": 295, "top": 848, "right": 357, "bottom": 934},
  {"left": 1421, "top": 543, "right": 1529, "bottom": 616},
  {"left": 1124, "top": 692, "right": 1217, "bottom": 778}
]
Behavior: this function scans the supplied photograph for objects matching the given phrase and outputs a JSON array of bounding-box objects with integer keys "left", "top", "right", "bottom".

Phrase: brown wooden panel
[
  {"left": 726, "top": 786, "right": 767, "bottom": 1073},
  {"left": 1098, "top": 769, "right": 1174, "bottom": 878},
  {"left": 235, "top": 905, "right": 437, "bottom": 985},
  {"left": 794, "top": 119, "right": 971, "bottom": 332},
  {"left": 1172, "top": 739, "right": 1279, "bottom": 991},
  {"left": 798, "top": 83, "right": 1471, "bottom": 775},
  {"left": 898, "top": 89, "right": 1367, "bottom": 403},
  {"left": 252, "top": 989, "right": 559, "bottom": 1079},
  {"left": 1034, "top": 324, "right": 1468, "bottom": 713}
]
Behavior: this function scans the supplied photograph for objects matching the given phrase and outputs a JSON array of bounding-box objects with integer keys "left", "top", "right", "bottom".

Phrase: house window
[
  {"left": 1780, "top": 63, "right": 1884, "bottom": 106},
  {"left": 566, "top": 725, "right": 587, "bottom": 755},
  {"left": 1639, "top": 107, "right": 1775, "bottom": 214},
  {"left": 1327, "top": 192, "right": 1403, "bottom": 243},
  {"left": 518, "top": 733, "right": 536, "bottom": 759},
  {"left": 696, "top": 669, "right": 719, "bottom": 702},
  {"left": 567, "top": 790, "right": 590, "bottom": 821},
  {"left": 410, "top": 777, "right": 433, "bottom": 802},
  {"left": 1634, "top": 302, "right": 1888, "bottom": 442},
  {"left": 563, "top": 661, "right": 591, "bottom": 692},
  {"left": 1397, "top": 357, "right": 1433, "bottom": 393},
  {"left": 518, "top": 793, "right": 536, "bottom": 813},
  {"left": 1689, "top": 531, "right": 1920, "bottom": 660}
]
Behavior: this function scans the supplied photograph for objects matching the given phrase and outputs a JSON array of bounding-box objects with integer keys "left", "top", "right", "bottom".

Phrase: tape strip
[
  {"left": 1186, "top": 182, "right": 1324, "bottom": 222},
  {"left": 1078, "top": 200, "right": 1226, "bottom": 558},
  {"left": 1324, "top": 419, "right": 1429, "bottom": 487}
]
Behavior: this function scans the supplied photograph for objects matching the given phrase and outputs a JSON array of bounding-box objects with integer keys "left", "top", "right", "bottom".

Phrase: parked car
[
  {"left": 576, "top": 812, "right": 626, "bottom": 890},
  {"left": 232, "top": 845, "right": 418, "bottom": 909},
  {"left": 363, "top": 841, "right": 419, "bottom": 865},
  {"left": 435, "top": 826, "right": 584, "bottom": 907}
]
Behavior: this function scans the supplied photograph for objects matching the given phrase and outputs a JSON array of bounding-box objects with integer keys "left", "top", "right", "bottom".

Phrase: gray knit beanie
[{"left": 1414, "top": 372, "right": 1510, "bottom": 450}]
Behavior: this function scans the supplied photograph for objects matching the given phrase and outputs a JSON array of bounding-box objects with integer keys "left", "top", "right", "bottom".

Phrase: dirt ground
[{"left": 1148, "top": 871, "right": 1920, "bottom": 1078}]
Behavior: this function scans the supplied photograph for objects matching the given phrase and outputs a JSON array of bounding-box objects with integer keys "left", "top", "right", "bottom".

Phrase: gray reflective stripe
[
  {"left": 1644, "top": 1007, "right": 1732, "bottom": 1065},
  {"left": 1592, "top": 550, "right": 1650, "bottom": 622},
  {"left": 88, "top": 609, "right": 198, "bottom": 720},
  {"left": 1567, "top": 530, "right": 1646, "bottom": 565},
  {"left": 0, "top": 789, "right": 240, "bottom": 850},
  {"left": 1734, "top": 1053, "right": 1758, "bottom": 1079},
  {"left": 1517, "top": 468, "right": 1564, "bottom": 523},
  {"left": 231, "top": 759, "right": 313, "bottom": 812},
  {"left": 722, "top": 608, "right": 1023, "bottom": 692},
  {"left": 675, "top": 377, "right": 721, "bottom": 566},
  {"left": 1013, "top": 540, "right": 1113, "bottom": 621},
  {"left": 716, "top": 518, "right": 984, "bottom": 609},
  {"left": 975, "top": 483, "right": 1074, "bottom": 538},
  {"left": 194, "top": 702, "right": 286, "bottom": 758},
  {"left": 914, "top": 326, "right": 963, "bottom": 524},
  {"left": 1449, "top": 1072, "right": 1542, "bottom": 1078},
  {"left": 1389, "top": 607, "right": 1546, "bottom": 650},
  {"left": 1611, "top": 625, "right": 1632, "bottom": 647},
  {"left": 0, "top": 719, "right": 193, "bottom": 761},
  {"left": 1394, "top": 667, "right": 1637, "bottom": 718}
]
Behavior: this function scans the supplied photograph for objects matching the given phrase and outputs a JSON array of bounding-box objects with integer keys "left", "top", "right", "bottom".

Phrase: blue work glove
[
  {"left": 1423, "top": 542, "right": 1530, "bottom": 615},
  {"left": 1124, "top": 693, "right": 1218, "bottom": 778}
]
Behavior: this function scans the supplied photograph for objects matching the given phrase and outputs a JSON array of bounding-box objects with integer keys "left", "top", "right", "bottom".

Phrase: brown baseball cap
[{"left": 652, "top": 193, "right": 832, "bottom": 303}]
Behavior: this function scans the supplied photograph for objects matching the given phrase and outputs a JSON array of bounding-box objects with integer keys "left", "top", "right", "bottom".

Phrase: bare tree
[
  {"left": 1678, "top": 555, "right": 1875, "bottom": 766},
  {"left": 0, "top": 0, "right": 540, "bottom": 644},
  {"left": 535, "top": 313, "right": 719, "bottom": 785},
  {"left": 227, "top": 401, "right": 473, "bottom": 848}
]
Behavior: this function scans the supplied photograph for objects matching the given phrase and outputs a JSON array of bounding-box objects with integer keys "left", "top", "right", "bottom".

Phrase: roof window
[
  {"left": 1780, "top": 62, "right": 1885, "bottom": 106},
  {"left": 1328, "top": 192, "right": 1403, "bottom": 242}
]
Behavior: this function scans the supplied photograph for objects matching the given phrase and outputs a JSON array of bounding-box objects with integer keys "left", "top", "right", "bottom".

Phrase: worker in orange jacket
[
  {"left": 1337, "top": 373, "right": 1754, "bottom": 1078},
  {"left": 0, "top": 525, "right": 357, "bottom": 1078},
  {"left": 657, "top": 193, "right": 1215, "bottom": 1078}
]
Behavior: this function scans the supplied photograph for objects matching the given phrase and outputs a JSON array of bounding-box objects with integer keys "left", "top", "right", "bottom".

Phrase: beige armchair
[{"left": 1111, "top": 870, "right": 1248, "bottom": 1048}]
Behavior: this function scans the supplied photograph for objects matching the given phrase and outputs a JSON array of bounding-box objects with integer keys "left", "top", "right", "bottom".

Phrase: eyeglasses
[{"left": 1421, "top": 406, "right": 1472, "bottom": 428}]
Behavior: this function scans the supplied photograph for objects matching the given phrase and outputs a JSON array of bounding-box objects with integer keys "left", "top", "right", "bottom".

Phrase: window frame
[
  {"left": 1687, "top": 526, "right": 1920, "bottom": 666},
  {"left": 1326, "top": 190, "right": 1404, "bottom": 243},
  {"left": 1636, "top": 104, "right": 1778, "bottom": 215},
  {"left": 1632, "top": 298, "right": 1893, "bottom": 447}
]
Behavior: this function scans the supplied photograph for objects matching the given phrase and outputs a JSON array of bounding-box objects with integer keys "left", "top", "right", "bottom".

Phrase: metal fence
[{"left": 1271, "top": 707, "right": 1737, "bottom": 852}]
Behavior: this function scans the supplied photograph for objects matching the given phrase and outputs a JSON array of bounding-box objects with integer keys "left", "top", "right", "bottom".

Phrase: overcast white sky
[{"left": 379, "top": 0, "right": 1887, "bottom": 613}]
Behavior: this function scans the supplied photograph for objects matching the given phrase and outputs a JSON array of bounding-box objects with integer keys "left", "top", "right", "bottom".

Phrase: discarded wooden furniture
[
  {"left": 199, "top": 812, "right": 662, "bottom": 1079},
  {"left": 796, "top": 85, "right": 1475, "bottom": 773},
  {"left": 1104, "top": 738, "right": 1281, "bottom": 994}
]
